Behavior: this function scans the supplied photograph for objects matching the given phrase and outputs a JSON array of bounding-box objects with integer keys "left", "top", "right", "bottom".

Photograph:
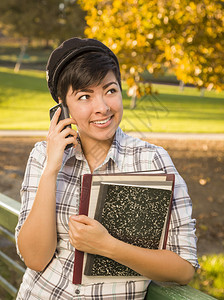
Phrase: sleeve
[
  {"left": 152, "top": 146, "right": 200, "bottom": 269},
  {"left": 15, "top": 141, "right": 47, "bottom": 260}
]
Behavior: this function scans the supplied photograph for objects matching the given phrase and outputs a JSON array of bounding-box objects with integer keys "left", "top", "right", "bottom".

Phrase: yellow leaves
[
  {"left": 126, "top": 78, "right": 152, "bottom": 99},
  {"left": 214, "top": 65, "right": 223, "bottom": 73},
  {"left": 164, "top": 47, "right": 172, "bottom": 61},
  {"left": 206, "top": 26, "right": 217, "bottom": 38},
  {"left": 136, "top": 35, "right": 146, "bottom": 47},
  {"left": 113, "top": 0, "right": 121, "bottom": 9},
  {"left": 147, "top": 33, "right": 154, "bottom": 40},
  {"left": 186, "top": 36, "right": 193, "bottom": 43},
  {"left": 142, "top": 83, "right": 152, "bottom": 95},
  {"left": 163, "top": 16, "right": 169, "bottom": 24},
  {"left": 194, "top": 67, "right": 202, "bottom": 76},
  {"left": 152, "top": 16, "right": 161, "bottom": 25},
  {"left": 126, "top": 77, "right": 135, "bottom": 87},
  {"left": 136, "top": 83, "right": 152, "bottom": 98},
  {"left": 81, "top": 0, "right": 224, "bottom": 92}
]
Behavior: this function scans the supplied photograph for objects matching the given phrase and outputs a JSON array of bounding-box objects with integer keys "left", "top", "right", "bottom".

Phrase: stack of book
[{"left": 73, "top": 172, "right": 175, "bottom": 284}]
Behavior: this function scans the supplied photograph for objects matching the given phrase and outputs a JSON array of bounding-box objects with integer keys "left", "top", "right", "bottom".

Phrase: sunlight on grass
[
  {"left": 190, "top": 254, "right": 224, "bottom": 300},
  {"left": 152, "top": 83, "right": 224, "bottom": 99}
]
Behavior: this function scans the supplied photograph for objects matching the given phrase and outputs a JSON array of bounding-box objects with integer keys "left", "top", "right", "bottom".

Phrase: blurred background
[{"left": 0, "top": 0, "right": 223, "bottom": 299}]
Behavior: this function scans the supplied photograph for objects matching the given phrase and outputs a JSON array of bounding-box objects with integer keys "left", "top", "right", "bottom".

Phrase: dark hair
[{"left": 57, "top": 51, "right": 122, "bottom": 104}]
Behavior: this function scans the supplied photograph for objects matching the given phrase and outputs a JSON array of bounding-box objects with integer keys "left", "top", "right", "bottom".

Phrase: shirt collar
[{"left": 104, "top": 127, "right": 126, "bottom": 171}]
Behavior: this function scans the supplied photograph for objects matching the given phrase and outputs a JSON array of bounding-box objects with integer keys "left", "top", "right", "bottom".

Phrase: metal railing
[{"left": 0, "top": 193, "right": 25, "bottom": 298}]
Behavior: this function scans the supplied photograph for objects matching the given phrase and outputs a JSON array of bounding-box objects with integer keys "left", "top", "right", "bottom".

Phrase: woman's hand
[
  {"left": 68, "top": 215, "right": 115, "bottom": 256},
  {"left": 68, "top": 215, "right": 195, "bottom": 284},
  {"left": 46, "top": 107, "right": 78, "bottom": 173}
]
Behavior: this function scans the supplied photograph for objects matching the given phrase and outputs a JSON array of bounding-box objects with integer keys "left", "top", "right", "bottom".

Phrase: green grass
[
  {"left": 190, "top": 254, "right": 224, "bottom": 299},
  {"left": 0, "top": 67, "right": 224, "bottom": 132},
  {"left": 0, "top": 67, "right": 52, "bottom": 130}
]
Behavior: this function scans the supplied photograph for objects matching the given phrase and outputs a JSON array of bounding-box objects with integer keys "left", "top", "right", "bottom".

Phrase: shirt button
[{"left": 75, "top": 289, "right": 80, "bottom": 294}]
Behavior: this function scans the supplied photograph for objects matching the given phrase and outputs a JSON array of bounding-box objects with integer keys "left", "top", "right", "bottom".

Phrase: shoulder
[
  {"left": 114, "top": 128, "right": 172, "bottom": 172},
  {"left": 28, "top": 141, "right": 47, "bottom": 167},
  {"left": 117, "top": 128, "right": 171, "bottom": 160},
  {"left": 119, "top": 129, "right": 179, "bottom": 172},
  {"left": 28, "top": 141, "right": 74, "bottom": 167}
]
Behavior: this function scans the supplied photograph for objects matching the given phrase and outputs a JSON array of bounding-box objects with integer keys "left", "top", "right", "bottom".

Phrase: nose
[{"left": 93, "top": 95, "right": 110, "bottom": 114}]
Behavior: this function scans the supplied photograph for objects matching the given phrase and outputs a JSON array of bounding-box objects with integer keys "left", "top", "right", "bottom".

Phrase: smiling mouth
[{"left": 91, "top": 116, "right": 113, "bottom": 125}]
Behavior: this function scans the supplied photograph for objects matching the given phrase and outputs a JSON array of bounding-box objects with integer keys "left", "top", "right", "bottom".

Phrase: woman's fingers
[
  {"left": 47, "top": 111, "right": 77, "bottom": 150},
  {"left": 46, "top": 112, "right": 78, "bottom": 171},
  {"left": 57, "top": 127, "right": 78, "bottom": 149},
  {"left": 56, "top": 118, "right": 77, "bottom": 134},
  {"left": 49, "top": 106, "right": 77, "bottom": 134},
  {"left": 49, "top": 107, "right": 61, "bottom": 130},
  {"left": 70, "top": 215, "right": 93, "bottom": 225},
  {"left": 59, "top": 126, "right": 77, "bottom": 139},
  {"left": 68, "top": 215, "right": 112, "bottom": 255}
]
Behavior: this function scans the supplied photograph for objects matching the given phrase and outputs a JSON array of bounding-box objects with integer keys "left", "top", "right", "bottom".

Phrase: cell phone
[{"left": 49, "top": 103, "right": 73, "bottom": 150}]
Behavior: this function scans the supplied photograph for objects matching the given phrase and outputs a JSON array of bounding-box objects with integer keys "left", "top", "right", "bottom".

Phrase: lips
[{"left": 91, "top": 116, "right": 113, "bottom": 125}]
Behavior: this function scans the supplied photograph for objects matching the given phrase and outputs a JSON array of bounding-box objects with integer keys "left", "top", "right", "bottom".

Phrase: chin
[{"left": 94, "top": 132, "right": 116, "bottom": 142}]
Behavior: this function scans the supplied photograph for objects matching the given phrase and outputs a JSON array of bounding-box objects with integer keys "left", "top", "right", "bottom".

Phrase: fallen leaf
[
  {"left": 207, "top": 196, "right": 214, "bottom": 202},
  {"left": 202, "top": 144, "right": 208, "bottom": 151},
  {"left": 199, "top": 178, "right": 207, "bottom": 185},
  {"left": 210, "top": 211, "right": 218, "bottom": 217},
  {"left": 199, "top": 224, "right": 208, "bottom": 231}
]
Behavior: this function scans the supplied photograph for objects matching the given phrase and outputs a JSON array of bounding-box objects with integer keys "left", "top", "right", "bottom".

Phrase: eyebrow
[
  {"left": 103, "top": 81, "right": 118, "bottom": 90},
  {"left": 75, "top": 88, "right": 93, "bottom": 95},
  {"left": 75, "top": 81, "right": 118, "bottom": 95}
]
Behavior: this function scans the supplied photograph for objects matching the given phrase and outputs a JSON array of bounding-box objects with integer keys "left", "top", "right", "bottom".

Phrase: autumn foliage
[{"left": 79, "top": 0, "right": 224, "bottom": 94}]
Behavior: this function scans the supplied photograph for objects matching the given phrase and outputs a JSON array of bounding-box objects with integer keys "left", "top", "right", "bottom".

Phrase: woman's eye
[
  {"left": 78, "top": 94, "right": 89, "bottom": 100},
  {"left": 107, "top": 88, "right": 116, "bottom": 95}
]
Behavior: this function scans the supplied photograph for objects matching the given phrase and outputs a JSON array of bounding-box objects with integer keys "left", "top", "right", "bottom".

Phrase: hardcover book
[{"left": 73, "top": 172, "right": 175, "bottom": 284}]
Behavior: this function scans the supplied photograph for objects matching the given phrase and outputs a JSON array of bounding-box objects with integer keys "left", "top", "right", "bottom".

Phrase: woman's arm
[
  {"left": 17, "top": 168, "right": 58, "bottom": 271},
  {"left": 69, "top": 215, "right": 195, "bottom": 285},
  {"left": 106, "top": 236, "right": 195, "bottom": 285},
  {"left": 17, "top": 108, "right": 77, "bottom": 271}
]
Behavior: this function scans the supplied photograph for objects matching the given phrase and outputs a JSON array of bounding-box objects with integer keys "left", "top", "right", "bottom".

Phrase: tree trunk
[
  {"left": 14, "top": 43, "right": 27, "bottom": 73},
  {"left": 179, "top": 80, "right": 184, "bottom": 91},
  {"left": 130, "top": 86, "right": 137, "bottom": 109},
  {"left": 130, "top": 95, "right": 137, "bottom": 109}
]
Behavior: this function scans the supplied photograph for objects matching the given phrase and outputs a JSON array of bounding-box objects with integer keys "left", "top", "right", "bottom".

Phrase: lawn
[
  {"left": 190, "top": 254, "right": 224, "bottom": 300},
  {"left": 0, "top": 67, "right": 224, "bottom": 133}
]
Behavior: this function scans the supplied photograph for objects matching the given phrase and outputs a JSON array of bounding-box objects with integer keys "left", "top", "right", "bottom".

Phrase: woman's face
[{"left": 66, "top": 71, "right": 123, "bottom": 149}]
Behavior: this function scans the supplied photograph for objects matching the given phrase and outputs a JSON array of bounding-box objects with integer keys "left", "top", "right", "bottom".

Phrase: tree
[
  {"left": 0, "top": 0, "right": 86, "bottom": 45},
  {"left": 78, "top": 0, "right": 224, "bottom": 97}
]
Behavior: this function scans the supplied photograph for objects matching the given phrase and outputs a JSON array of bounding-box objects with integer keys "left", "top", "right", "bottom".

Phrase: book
[{"left": 73, "top": 172, "right": 174, "bottom": 285}]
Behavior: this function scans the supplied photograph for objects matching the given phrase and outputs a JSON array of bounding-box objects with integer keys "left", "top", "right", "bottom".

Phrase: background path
[{"left": 0, "top": 130, "right": 224, "bottom": 140}]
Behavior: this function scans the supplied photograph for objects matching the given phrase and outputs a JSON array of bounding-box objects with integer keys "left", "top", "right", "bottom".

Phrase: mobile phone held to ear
[{"left": 49, "top": 103, "right": 73, "bottom": 150}]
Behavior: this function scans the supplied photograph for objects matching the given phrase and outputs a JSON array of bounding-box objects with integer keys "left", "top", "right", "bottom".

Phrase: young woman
[{"left": 15, "top": 37, "right": 199, "bottom": 299}]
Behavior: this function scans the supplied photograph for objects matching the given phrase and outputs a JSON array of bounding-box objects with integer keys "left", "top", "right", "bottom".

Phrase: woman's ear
[{"left": 58, "top": 97, "right": 63, "bottom": 104}]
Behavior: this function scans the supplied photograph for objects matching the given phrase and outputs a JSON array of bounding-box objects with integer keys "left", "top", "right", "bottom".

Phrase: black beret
[{"left": 46, "top": 37, "right": 120, "bottom": 102}]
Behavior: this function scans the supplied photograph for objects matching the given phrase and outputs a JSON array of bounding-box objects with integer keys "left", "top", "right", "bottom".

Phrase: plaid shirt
[{"left": 15, "top": 127, "right": 199, "bottom": 299}]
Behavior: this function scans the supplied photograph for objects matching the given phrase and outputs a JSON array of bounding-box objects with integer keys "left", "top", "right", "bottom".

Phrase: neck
[{"left": 80, "top": 137, "right": 114, "bottom": 173}]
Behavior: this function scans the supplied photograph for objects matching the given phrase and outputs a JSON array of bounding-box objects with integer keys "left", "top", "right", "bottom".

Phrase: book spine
[
  {"left": 72, "top": 174, "right": 92, "bottom": 284},
  {"left": 162, "top": 174, "right": 175, "bottom": 249}
]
